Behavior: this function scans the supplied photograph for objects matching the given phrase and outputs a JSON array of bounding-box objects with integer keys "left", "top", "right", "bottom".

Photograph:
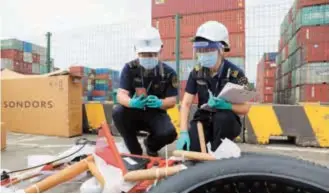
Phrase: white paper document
[{"left": 201, "top": 82, "right": 257, "bottom": 111}]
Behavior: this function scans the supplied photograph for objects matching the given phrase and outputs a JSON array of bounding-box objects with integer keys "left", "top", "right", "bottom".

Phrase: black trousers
[
  {"left": 185, "top": 109, "right": 242, "bottom": 152},
  {"left": 112, "top": 105, "right": 177, "bottom": 155}
]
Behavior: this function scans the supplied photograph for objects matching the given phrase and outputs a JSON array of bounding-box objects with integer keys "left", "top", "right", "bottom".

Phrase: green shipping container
[
  {"left": 295, "top": 5, "right": 329, "bottom": 32},
  {"left": 282, "top": 59, "right": 290, "bottom": 75},
  {"left": 288, "top": 35, "right": 298, "bottom": 56},
  {"left": 280, "top": 14, "right": 289, "bottom": 35},
  {"left": 1, "top": 39, "right": 23, "bottom": 51}
]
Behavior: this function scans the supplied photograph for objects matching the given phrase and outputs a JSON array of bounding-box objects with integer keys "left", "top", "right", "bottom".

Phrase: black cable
[{"left": 3, "top": 138, "right": 95, "bottom": 175}]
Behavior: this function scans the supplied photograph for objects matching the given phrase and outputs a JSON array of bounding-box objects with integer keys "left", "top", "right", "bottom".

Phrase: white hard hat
[
  {"left": 135, "top": 27, "right": 163, "bottom": 53},
  {"left": 193, "top": 21, "right": 230, "bottom": 52}
]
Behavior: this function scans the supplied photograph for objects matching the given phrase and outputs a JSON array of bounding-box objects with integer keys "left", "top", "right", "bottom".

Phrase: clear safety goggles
[{"left": 193, "top": 41, "right": 223, "bottom": 53}]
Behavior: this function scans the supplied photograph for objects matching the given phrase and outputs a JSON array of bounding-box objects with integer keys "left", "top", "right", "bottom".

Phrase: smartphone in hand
[{"left": 135, "top": 87, "right": 147, "bottom": 97}]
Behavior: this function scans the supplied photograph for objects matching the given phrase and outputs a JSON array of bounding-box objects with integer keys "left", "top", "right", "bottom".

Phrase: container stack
[
  {"left": 69, "top": 66, "right": 95, "bottom": 102},
  {"left": 256, "top": 52, "right": 278, "bottom": 103},
  {"left": 276, "top": 0, "right": 329, "bottom": 104},
  {"left": 92, "top": 68, "right": 112, "bottom": 102},
  {"left": 152, "top": 0, "right": 245, "bottom": 104},
  {"left": 1, "top": 39, "right": 52, "bottom": 75}
]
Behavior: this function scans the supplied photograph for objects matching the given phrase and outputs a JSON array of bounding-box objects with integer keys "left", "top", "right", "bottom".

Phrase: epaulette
[{"left": 128, "top": 59, "right": 139, "bottom": 68}]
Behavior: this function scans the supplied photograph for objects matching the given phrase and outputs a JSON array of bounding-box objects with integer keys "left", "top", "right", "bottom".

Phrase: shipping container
[
  {"left": 92, "top": 90, "right": 107, "bottom": 97},
  {"left": 23, "top": 62, "right": 32, "bottom": 74},
  {"left": 32, "top": 53, "right": 40, "bottom": 63},
  {"left": 289, "top": 26, "right": 329, "bottom": 56},
  {"left": 264, "top": 95, "right": 274, "bottom": 103},
  {"left": 152, "top": 0, "right": 245, "bottom": 18},
  {"left": 1, "top": 39, "right": 23, "bottom": 51},
  {"left": 23, "top": 52, "right": 33, "bottom": 63},
  {"left": 303, "top": 42, "right": 329, "bottom": 62},
  {"left": 292, "top": 0, "right": 329, "bottom": 20},
  {"left": 1, "top": 49, "right": 24, "bottom": 61},
  {"left": 264, "top": 52, "right": 278, "bottom": 62},
  {"left": 293, "top": 62, "right": 329, "bottom": 86},
  {"left": 1, "top": 59, "right": 13, "bottom": 70},
  {"left": 282, "top": 58, "right": 291, "bottom": 75},
  {"left": 153, "top": 9, "right": 245, "bottom": 39},
  {"left": 295, "top": 4, "right": 329, "bottom": 33},
  {"left": 23, "top": 42, "right": 32, "bottom": 52},
  {"left": 32, "top": 63, "right": 40, "bottom": 74},
  {"left": 161, "top": 32, "right": 245, "bottom": 60},
  {"left": 299, "top": 84, "right": 329, "bottom": 102}
]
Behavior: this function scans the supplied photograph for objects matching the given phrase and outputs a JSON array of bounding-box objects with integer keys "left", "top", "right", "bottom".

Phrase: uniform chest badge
[{"left": 172, "top": 75, "right": 179, "bottom": 88}]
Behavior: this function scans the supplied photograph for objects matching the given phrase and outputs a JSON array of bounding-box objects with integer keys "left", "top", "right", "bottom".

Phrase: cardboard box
[
  {"left": 1, "top": 69, "right": 83, "bottom": 137},
  {"left": 1, "top": 123, "right": 6, "bottom": 151}
]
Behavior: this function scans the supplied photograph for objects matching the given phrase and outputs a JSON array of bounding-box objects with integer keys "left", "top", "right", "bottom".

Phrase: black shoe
[{"left": 143, "top": 139, "right": 159, "bottom": 157}]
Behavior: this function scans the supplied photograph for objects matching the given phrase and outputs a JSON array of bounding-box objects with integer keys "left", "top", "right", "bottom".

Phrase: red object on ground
[
  {"left": 152, "top": 0, "right": 245, "bottom": 18},
  {"left": 1, "top": 50, "right": 23, "bottom": 61},
  {"left": 299, "top": 84, "right": 329, "bottom": 103},
  {"left": 96, "top": 122, "right": 177, "bottom": 193},
  {"left": 153, "top": 9, "right": 245, "bottom": 39},
  {"left": 92, "top": 90, "right": 106, "bottom": 97}
]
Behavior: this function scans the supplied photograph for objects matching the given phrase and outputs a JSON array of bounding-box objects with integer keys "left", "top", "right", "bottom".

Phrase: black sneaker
[{"left": 143, "top": 139, "right": 159, "bottom": 157}]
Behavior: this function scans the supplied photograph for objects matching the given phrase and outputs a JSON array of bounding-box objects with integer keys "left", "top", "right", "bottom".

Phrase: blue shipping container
[
  {"left": 268, "top": 52, "right": 278, "bottom": 62},
  {"left": 95, "top": 84, "right": 109, "bottom": 91},
  {"left": 23, "top": 42, "right": 32, "bottom": 52},
  {"left": 95, "top": 68, "right": 110, "bottom": 75},
  {"left": 92, "top": 96, "right": 108, "bottom": 102}
]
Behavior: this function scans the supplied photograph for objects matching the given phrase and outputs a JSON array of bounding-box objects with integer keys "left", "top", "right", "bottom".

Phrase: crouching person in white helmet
[
  {"left": 176, "top": 21, "right": 250, "bottom": 152},
  {"left": 112, "top": 27, "right": 178, "bottom": 157}
]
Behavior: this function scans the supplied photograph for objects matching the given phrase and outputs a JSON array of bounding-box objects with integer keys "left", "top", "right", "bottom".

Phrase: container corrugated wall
[
  {"left": 256, "top": 52, "right": 278, "bottom": 103},
  {"left": 1, "top": 38, "right": 47, "bottom": 75},
  {"left": 152, "top": 0, "right": 245, "bottom": 18},
  {"left": 152, "top": 0, "right": 246, "bottom": 87},
  {"left": 275, "top": 1, "right": 329, "bottom": 104}
]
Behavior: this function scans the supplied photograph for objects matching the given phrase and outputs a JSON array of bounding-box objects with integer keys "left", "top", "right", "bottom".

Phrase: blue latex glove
[
  {"left": 176, "top": 130, "right": 190, "bottom": 151},
  {"left": 207, "top": 91, "right": 233, "bottom": 110},
  {"left": 129, "top": 94, "right": 147, "bottom": 109},
  {"left": 146, "top": 95, "right": 163, "bottom": 108}
]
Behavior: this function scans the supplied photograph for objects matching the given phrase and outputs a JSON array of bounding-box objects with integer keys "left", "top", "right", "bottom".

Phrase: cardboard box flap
[
  {"left": 1, "top": 68, "right": 27, "bottom": 79},
  {"left": 1, "top": 69, "right": 81, "bottom": 80}
]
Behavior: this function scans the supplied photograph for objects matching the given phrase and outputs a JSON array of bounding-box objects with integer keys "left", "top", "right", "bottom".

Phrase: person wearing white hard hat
[
  {"left": 176, "top": 21, "right": 250, "bottom": 152},
  {"left": 112, "top": 26, "right": 178, "bottom": 157}
]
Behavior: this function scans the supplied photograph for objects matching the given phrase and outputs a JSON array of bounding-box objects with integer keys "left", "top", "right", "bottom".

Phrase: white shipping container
[
  {"left": 1, "top": 58, "right": 13, "bottom": 70},
  {"left": 23, "top": 52, "right": 33, "bottom": 63},
  {"left": 295, "top": 62, "right": 329, "bottom": 85},
  {"left": 40, "top": 55, "right": 46, "bottom": 65},
  {"left": 32, "top": 63, "right": 40, "bottom": 74}
]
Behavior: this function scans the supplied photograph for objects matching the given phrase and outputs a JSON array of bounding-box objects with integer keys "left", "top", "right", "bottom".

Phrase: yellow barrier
[{"left": 245, "top": 104, "right": 329, "bottom": 147}]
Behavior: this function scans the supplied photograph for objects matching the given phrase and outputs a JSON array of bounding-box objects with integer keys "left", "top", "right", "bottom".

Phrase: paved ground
[{"left": 1, "top": 132, "right": 329, "bottom": 193}]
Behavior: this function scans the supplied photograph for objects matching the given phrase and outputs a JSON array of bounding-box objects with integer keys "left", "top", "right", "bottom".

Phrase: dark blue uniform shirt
[
  {"left": 120, "top": 60, "right": 178, "bottom": 99},
  {"left": 185, "top": 59, "right": 247, "bottom": 107}
]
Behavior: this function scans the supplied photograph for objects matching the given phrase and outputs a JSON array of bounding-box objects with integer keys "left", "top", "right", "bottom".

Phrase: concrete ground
[{"left": 1, "top": 132, "right": 329, "bottom": 193}]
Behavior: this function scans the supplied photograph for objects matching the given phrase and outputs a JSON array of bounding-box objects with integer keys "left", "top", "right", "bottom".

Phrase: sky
[{"left": 0, "top": 0, "right": 294, "bottom": 83}]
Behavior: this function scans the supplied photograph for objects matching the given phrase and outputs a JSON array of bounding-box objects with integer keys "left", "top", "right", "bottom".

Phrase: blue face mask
[
  {"left": 139, "top": 57, "right": 159, "bottom": 70},
  {"left": 196, "top": 51, "right": 218, "bottom": 68}
]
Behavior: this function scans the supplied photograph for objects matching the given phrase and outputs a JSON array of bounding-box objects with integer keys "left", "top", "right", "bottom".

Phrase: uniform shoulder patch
[
  {"left": 194, "top": 64, "right": 201, "bottom": 71},
  {"left": 171, "top": 75, "right": 179, "bottom": 88},
  {"left": 231, "top": 70, "right": 239, "bottom": 78}
]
